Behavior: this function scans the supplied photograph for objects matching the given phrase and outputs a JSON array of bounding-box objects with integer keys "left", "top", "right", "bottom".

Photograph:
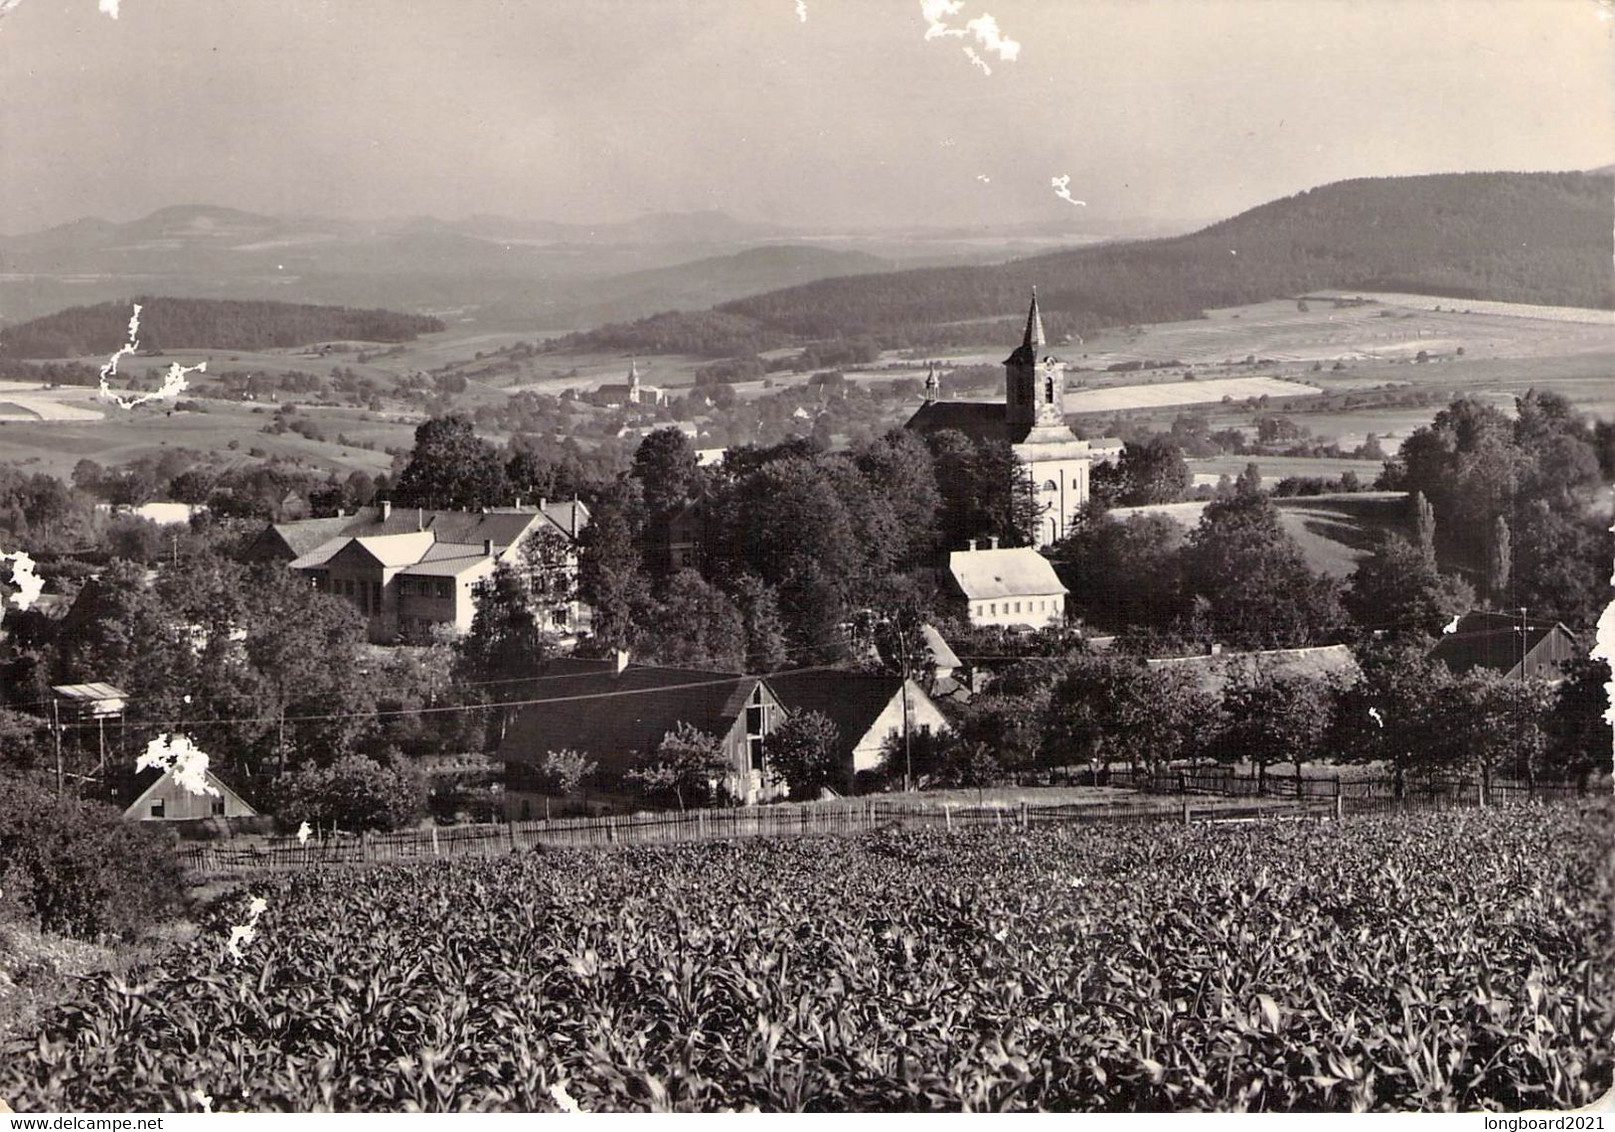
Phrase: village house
[
  {"left": 766, "top": 668, "right": 952, "bottom": 792},
  {"left": 948, "top": 538, "right": 1069, "bottom": 629},
  {"left": 905, "top": 291, "right": 1098, "bottom": 547},
  {"left": 246, "top": 499, "right": 590, "bottom": 644},
  {"left": 499, "top": 656, "right": 787, "bottom": 816},
  {"left": 1429, "top": 610, "right": 1578, "bottom": 683}
]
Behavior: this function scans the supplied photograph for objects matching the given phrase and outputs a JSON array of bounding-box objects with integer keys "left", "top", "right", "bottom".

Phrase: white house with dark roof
[{"left": 947, "top": 539, "right": 1068, "bottom": 629}]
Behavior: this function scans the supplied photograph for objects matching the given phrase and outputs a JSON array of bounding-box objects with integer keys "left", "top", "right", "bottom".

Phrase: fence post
[
  {"left": 1478, "top": 778, "right": 1486, "bottom": 809},
  {"left": 1181, "top": 799, "right": 1191, "bottom": 825},
  {"left": 945, "top": 806, "right": 952, "bottom": 832},
  {"left": 1019, "top": 802, "right": 1028, "bottom": 830},
  {"left": 431, "top": 825, "right": 440, "bottom": 857},
  {"left": 1333, "top": 793, "right": 1343, "bottom": 821}
]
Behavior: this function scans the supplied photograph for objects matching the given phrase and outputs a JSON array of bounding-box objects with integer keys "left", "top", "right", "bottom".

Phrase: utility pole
[{"left": 52, "top": 696, "right": 62, "bottom": 795}]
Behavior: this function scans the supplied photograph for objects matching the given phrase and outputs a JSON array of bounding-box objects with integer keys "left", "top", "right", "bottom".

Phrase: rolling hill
[{"left": 560, "top": 171, "right": 1614, "bottom": 356}]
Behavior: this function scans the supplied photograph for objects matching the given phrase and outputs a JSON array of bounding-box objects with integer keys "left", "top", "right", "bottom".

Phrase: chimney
[
  {"left": 571, "top": 494, "right": 580, "bottom": 538},
  {"left": 483, "top": 539, "right": 494, "bottom": 556},
  {"left": 514, "top": 495, "right": 523, "bottom": 510},
  {"left": 379, "top": 500, "right": 391, "bottom": 521},
  {"left": 614, "top": 649, "right": 631, "bottom": 674},
  {"left": 335, "top": 507, "right": 344, "bottom": 518},
  {"left": 417, "top": 508, "right": 424, "bottom": 531},
  {"left": 1209, "top": 642, "right": 1223, "bottom": 656},
  {"left": 967, "top": 538, "right": 977, "bottom": 552},
  {"left": 989, "top": 535, "right": 1000, "bottom": 550},
  {"left": 539, "top": 497, "right": 548, "bottom": 512}
]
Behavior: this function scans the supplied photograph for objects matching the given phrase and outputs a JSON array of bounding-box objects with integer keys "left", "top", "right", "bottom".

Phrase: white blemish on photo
[
  {"left": 921, "top": 0, "right": 1019, "bottom": 72},
  {"left": 98, "top": 303, "right": 206, "bottom": 409},
  {"left": 0, "top": 550, "right": 44, "bottom": 612},
  {"left": 136, "top": 733, "right": 220, "bottom": 797},
  {"left": 98, "top": 0, "right": 119, "bottom": 16},
  {"left": 1051, "top": 175, "right": 1087, "bottom": 207},
  {"left": 794, "top": 0, "right": 806, "bottom": 22}
]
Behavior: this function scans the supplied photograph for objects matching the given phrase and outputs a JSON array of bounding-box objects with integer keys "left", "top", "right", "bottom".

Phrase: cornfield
[{"left": 2, "top": 800, "right": 1610, "bottom": 1112}]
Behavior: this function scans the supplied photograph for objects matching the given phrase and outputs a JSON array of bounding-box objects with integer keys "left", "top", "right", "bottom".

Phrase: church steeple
[
  {"left": 1003, "top": 287, "right": 1064, "bottom": 431},
  {"left": 1005, "top": 287, "right": 1046, "bottom": 368},
  {"left": 922, "top": 362, "right": 940, "bottom": 404}
]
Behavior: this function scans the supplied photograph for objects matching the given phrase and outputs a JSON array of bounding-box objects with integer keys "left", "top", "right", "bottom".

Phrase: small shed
[{"left": 123, "top": 765, "right": 259, "bottom": 822}]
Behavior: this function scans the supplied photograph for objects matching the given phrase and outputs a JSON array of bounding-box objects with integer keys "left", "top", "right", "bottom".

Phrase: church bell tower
[{"left": 1003, "top": 288, "right": 1065, "bottom": 432}]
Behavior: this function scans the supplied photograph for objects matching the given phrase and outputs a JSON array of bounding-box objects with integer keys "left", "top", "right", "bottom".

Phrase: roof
[
  {"left": 52, "top": 681, "right": 128, "bottom": 702},
  {"left": 1146, "top": 644, "right": 1361, "bottom": 695},
  {"left": 919, "top": 623, "right": 961, "bottom": 670},
  {"left": 500, "top": 658, "right": 765, "bottom": 766},
  {"left": 398, "top": 554, "right": 495, "bottom": 578},
  {"left": 948, "top": 546, "right": 1068, "bottom": 601},
  {"left": 765, "top": 669, "right": 911, "bottom": 756},
  {"left": 905, "top": 400, "right": 1012, "bottom": 444},
  {"left": 122, "top": 765, "right": 258, "bottom": 818},
  {"left": 1004, "top": 290, "right": 1047, "bottom": 367},
  {"left": 257, "top": 503, "right": 586, "bottom": 564},
  {"left": 287, "top": 535, "right": 351, "bottom": 570},
  {"left": 347, "top": 531, "right": 438, "bottom": 568},
  {"left": 1429, "top": 611, "right": 1576, "bottom": 677}
]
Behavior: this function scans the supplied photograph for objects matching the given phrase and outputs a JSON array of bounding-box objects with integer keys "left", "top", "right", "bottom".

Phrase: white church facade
[{"left": 904, "top": 291, "right": 1093, "bottom": 548}]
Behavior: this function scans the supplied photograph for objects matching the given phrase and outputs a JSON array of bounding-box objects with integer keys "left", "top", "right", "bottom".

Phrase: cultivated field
[
  {"left": 1063, "top": 376, "right": 1320, "bottom": 414},
  {"left": 0, "top": 381, "right": 105, "bottom": 422},
  {"left": 2, "top": 802, "right": 1607, "bottom": 1112}
]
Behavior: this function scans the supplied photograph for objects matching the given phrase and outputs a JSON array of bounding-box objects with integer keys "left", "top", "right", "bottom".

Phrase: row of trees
[{"left": 913, "top": 641, "right": 1607, "bottom": 795}]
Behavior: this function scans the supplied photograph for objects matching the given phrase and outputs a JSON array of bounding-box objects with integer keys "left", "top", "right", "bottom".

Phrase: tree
[
  {"left": 762, "top": 709, "right": 842, "bottom": 800},
  {"left": 1344, "top": 533, "right": 1474, "bottom": 636},
  {"left": 1235, "top": 461, "right": 1263, "bottom": 497},
  {"left": 1426, "top": 669, "right": 1552, "bottom": 792},
  {"left": 642, "top": 570, "right": 746, "bottom": 671},
  {"left": 516, "top": 524, "right": 578, "bottom": 634},
  {"left": 854, "top": 429, "right": 942, "bottom": 566},
  {"left": 1115, "top": 437, "right": 1192, "bottom": 505},
  {"left": 534, "top": 748, "right": 598, "bottom": 797},
  {"left": 391, "top": 413, "right": 509, "bottom": 510},
  {"left": 577, "top": 481, "right": 652, "bottom": 653},
  {"left": 455, "top": 562, "right": 553, "bottom": 747},
  {"left": 1486, "top": 515, "right": 1511, "bottom": 601},
  {"left": 1410, "top": 490, "right": 1437, "bottom": 558},
  {"left": 1330, "top": 638, "right": 1449, "bottom": 796},
  {"left": 630, "top": 427, "right": 702, "bottom": 522},
  {"left": 1544, "top": 657, "right": 1612, "bottom": 786},
  {"left": 625, "top": 722, "right": 732, "bottom": 811},
  {"left": 1216, "top": 671, "right": 1334, "bottom": 786},
  {"left": 728, "top": 573, "right": 789, "bottom": 672},
  {"left": 275, "top": 753, "right": 426, "bottom": 832},
  {"left": 1042, "top": 656, "right": 1211, "bottom": 775},
  {"left": 1183, "top": 492, "right": 1345, "bottom": 648},
  {"left": 1051, "top": 511, "right": 1187, "bottom": 633}
]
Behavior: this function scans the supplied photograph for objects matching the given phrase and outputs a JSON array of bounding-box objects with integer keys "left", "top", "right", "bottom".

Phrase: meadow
[{"left": 0, "top": 801, "right": 1605, "bottom": 1113}]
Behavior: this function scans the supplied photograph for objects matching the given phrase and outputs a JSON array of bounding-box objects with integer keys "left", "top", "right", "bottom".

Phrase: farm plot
[
  {"left": 1065, "top": 376, "right": 1320, "bottom": 414},
  {"left": 1, "top": 801, "right": 1608, "bottom": 1113},
  {"left": 0, "top": 382, "right": 105, "bottom": 422}
]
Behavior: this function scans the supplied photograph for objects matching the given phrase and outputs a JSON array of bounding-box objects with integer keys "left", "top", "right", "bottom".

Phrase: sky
[{"left": 0, "top": 0, "right": 1611, "bottom": 234}]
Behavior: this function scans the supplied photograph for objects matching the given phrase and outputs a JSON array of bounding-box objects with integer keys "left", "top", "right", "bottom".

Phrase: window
[
  {"left": 749, "top": 737, "right": 765, "bottom": 771},
  {"left": 989, "top": 603, "right": 996, "bottom": 615},
  {"left": 1014, "top": 602, "right": 1021, "bottom": 613},
  {"left": 437, "top": 580, "right": 451, "bottom": 599},
  {"left": 1044, "top": 479, "right": 1057, "bottom": 492},
  {"left": 211, "top": 798, "right": 226, "bottom": 817},
  {"left": 150, "top": 800, "right": 165, "bottom": 818}
]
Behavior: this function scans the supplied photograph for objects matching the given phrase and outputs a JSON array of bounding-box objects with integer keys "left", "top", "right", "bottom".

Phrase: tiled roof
[
  {"left": 905, "top": 400, "right": 1012, "bottom": 444},
  {"left": 397, "top": 554, "right": 494, "bottom": 578},
  {"left": 286, "top": 535, "right": 351, "bottom": 570},
  {"left": 1146, "top": 644, "right": 1361, "bottom": 695},
  {"left": 500, "top": 658, "right": 761, "bottom": 767},
  {"left": 347, "top": 531, "right": 437, "bottom": 568},
  {"left": 765, "top": 669, "right": 909, "bottom": 759},
  {"left": 948, "top": 546, "right": 1068, "bottom": 601}
]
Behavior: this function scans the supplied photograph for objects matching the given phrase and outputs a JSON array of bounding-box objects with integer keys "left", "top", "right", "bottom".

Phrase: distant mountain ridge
[{"left": 561, "top": 170, "right": 1614, "bottom": 356}]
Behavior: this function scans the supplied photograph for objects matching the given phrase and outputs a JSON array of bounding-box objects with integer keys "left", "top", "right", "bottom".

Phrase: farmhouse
[
  {"left": 1429, "top": 611, "right": 1578, "bottom": 682},
  {"left": 246, "top": 499, "right": 590, "bottom": 644},
  {"left": 766, "top": 669, "right": 952, "bottom": 791},
  {"left": 905, "top": 291, "right": 1095, "bottom": 547},
  {"left": 499, "top": 656, "right": 787, "bottom": 815},
  {"left": 948, "top": 539, "right": 1068, "bottom": 629}
]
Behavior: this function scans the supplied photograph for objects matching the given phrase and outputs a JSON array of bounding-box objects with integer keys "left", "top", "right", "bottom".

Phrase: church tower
[
  {"left": 626, "top": 357, "right": 641, "bottom": 405},
  {"left": 922, "top": 362, "right": 940, "bottom": 404},
  {"left": 1003, "top": 288, "right": 1065, "bottom": 431}
]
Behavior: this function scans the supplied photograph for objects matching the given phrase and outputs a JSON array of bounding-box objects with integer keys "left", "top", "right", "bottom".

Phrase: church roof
[{"left": 904, "top": 400, "right": 1011, "bottom": 444}]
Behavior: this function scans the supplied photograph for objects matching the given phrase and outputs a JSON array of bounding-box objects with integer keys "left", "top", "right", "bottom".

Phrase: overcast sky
[{"left": 0, "top": 0, "right": 1611, "bottom": 234}]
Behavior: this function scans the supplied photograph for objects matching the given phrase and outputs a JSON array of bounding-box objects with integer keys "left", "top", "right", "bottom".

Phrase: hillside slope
[
  {"left": 0, "top": 297, "right": 445, "bottom": 358},
  {"left": 563, "top": 171, "right": 1613, "bottom": 356}
]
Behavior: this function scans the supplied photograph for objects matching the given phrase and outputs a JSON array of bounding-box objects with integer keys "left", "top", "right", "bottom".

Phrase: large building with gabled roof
[
  {"left": 246, "top": 499, "right": 591, "bottom": 644},
  {"left": 905, "top": 291, "right": 1094, "bottom": 547}
]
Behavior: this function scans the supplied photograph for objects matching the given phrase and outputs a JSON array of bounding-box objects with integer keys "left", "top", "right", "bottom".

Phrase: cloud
[
  {"left": 136, "top": 733, "right": 219, "bottom": 797},
  {"left": 97, "top": 303, "right": 205, "bottom": 409},
  {"left": 1051, "top": 174, "right": 1087, "bottom": 207},
  {"left": 0, "top": 550, "right": 43, "bottom": 612}
]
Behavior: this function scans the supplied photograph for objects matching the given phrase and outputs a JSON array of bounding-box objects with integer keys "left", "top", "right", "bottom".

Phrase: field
[
  {"left": 1, "top": 801, "right": 1608, "bottom": 1113},
  {"left": 1111, "top": 492, "right": 1407, "bottom": 578},
  {"left": 1063, "top": 376, "right": 1319, "bottom": 414}
]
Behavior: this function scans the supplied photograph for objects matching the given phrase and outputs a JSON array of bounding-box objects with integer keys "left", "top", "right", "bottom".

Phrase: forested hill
[
  {"left": 0, "top": 297, "right": 445, "bottom": 358},
  {"left": 558, "top": 171, "right": 1613, "bottom": 356}
]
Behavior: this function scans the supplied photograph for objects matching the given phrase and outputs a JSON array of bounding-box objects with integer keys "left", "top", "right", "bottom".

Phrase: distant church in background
[{"left": 904, "top": 290, "right": 1093, "bottom": 548}]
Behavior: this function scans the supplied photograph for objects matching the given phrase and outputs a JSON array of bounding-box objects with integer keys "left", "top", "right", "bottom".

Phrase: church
[{"left": 903, "top": 291, "right": 1093, "bottom": 548}]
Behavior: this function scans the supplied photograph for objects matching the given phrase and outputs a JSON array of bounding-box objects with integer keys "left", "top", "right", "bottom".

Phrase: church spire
[
  {"left": 1022, "top": 286, "right": 1045, "bottom": 353},
  {"left": 923, "top": 361, "right": 940, "bottom": 404},
  {"left": 628, "top": 356, "right": 639, "bottom": 389}
]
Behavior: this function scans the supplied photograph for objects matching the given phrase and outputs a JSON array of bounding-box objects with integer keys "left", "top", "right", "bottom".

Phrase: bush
[
  {"left": 0, "top": 777, "right": 184, "bottom": 941},
  {"left": 274, "top": 754, "right": 426, "bottom": 832}
]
